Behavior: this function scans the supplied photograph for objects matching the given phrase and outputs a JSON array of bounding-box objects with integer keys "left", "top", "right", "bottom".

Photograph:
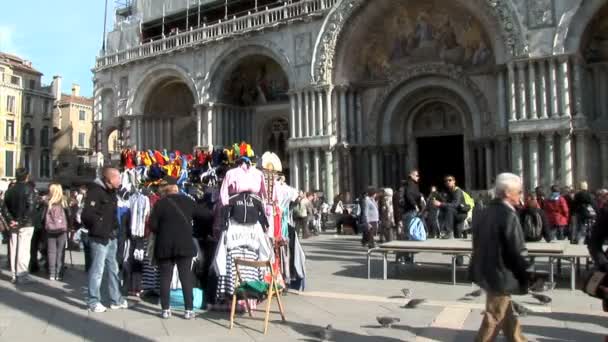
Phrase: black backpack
[{"left": 523, "top": 210, "right": 543, "bottom": 242}]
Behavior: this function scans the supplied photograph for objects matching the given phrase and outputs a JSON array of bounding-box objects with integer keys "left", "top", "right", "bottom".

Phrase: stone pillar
[
  {"left": 324, "top": 149, "right": 334, "bottom": 202},
  {"left": 371, "top": 148, "right": 379, "bottom": 188},
  {"left": 196, "top": 106, "right": 203, "bottom": 147},
  {"left": 339, "top": 87, "right": 348, "bottom": 142},
  {"left": 152, "top": 119, "right": 157, "bottom": 149},
  {"left": 543, "top": 133, "right": 555, "bottom": 187},
  {"left": 356, "top": 91, "right": 363, "bottom": 144},
  {"left": 529, "top": 134, "right": 539, "bottom": 189},
  {"left": 296, "top": 92, "right": 303, "bottom": 138},
  {"left": 310, "top": 90, "right": 317, "bottom": 136},
  {"left": 303, "top": 149, "right": 311, "bottom": 191},
  {"left": 549, "top": 59, "right": 559, "bottom": 117},
  {"left": 560, "top": 132, "right": 573, "bottom": 187},
  {"left": 528, "top": 61, "right": 538, "bottom": 119},
  {"left": 123, "top": 117, "right": 132, "bottom": 148},
  {"left": 349, "top": 89, "right": 356, "bottom": 143},
  {"left": 497, "top": 69, "right": 506, "bottom": 128},
  {"left": 507, "top": 62, "right": 517, "bottom": 121},
  {"left": 289, "top": 93, "right": 296, "bottom": 138},
  {"left": 346, "top": 148, "right": 355, "bottom": 194},
  {"left": 325, "top": 86, "right": 334, "bottom": 136},
  {"left": 511, "top": 134, "right": 523, "bottom": 179},
  {"left": 538, "top": 60, "right": 548, "bottom": 119},
  {"left": 313, "top": 148, "right": 321, "bottom": 190},
  {"left": 206, "top": 104, "right": 215, "bottom": 149},
  {"left": 485, "top": 143, "right": 493, "bottom": 189},
  {"left": 601, "top": 137, "right": 608, "bottom": 187},
  {"left": 166, "top": 119, "right": 173, "bottom": 150},
  {"left": 559, "top": 57, "right": 572, "bottom": 117},
  {"left": 316, "top": 90, "right": 324, "bottom": 136},
  {"left": 517, "top": 62, "right": 527, "bottom": 120},
  {"left": 576, "top": 132, "right": 587, "bottom": 184},
  {"left": 304, "top": 91, "right": 310, "bottom": 137},
  {"left": 573, "top": 58, "right": 584, "bottom": 117},
  {"left": 291, "top": 150, "right": 300, "bottom": 190}
]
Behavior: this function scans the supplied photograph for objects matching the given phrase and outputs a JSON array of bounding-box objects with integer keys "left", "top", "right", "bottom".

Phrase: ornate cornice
[{"left": 311, "top": 0, "right": 527, "bottom": 84}]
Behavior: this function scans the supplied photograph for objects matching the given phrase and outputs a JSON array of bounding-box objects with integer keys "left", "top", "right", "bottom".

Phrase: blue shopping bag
[{"left": 170, "top": 288, "right": 205, "bottom": 310}]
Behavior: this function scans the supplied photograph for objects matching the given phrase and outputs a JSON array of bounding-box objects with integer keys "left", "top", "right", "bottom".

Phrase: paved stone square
[{"left": 0, "top": 234, "right": 606, "bottom": 341}]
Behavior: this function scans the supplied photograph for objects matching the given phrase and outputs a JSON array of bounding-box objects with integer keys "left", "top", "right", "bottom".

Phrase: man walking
[
  {"left": 4, "top": 168, "right": 36, "bottom": 284},
  {"left": 470, "top": 173, "right": 529, "bottom": 342},
  {"left": 82, "top": 167, "right": 128, "bottom": 313}
]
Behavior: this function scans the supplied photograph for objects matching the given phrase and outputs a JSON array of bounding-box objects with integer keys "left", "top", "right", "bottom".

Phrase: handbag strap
[{"left": 166, "top": 197, "right": 191, "bottom": 226}]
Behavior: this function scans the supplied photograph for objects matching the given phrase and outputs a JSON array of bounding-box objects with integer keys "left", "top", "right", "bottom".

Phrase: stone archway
[{"left": 311, "top": 0, "right": 527, "bottom": 84}]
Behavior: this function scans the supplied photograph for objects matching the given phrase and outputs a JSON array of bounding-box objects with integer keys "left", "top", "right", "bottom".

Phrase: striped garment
[{"left": 216, "top": 247, "right": 265, "bottom": 302}]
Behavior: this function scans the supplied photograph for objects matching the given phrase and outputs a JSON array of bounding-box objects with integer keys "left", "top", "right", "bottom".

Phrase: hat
[{"left": 160, "top": 176, "right": 178, "bottom": 186}]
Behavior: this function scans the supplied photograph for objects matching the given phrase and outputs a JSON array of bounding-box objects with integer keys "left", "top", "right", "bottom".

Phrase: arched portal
[
  {"left": 210, "top": 53, "right": 290, "bottom": 168},
  {"left": 136, "top": 75, "right": 196, "bottom": 152}
]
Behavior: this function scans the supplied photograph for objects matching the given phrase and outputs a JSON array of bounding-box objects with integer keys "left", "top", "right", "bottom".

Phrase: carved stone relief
[{"left": 527, "top": 0, "right": 556, "bottom": 29}]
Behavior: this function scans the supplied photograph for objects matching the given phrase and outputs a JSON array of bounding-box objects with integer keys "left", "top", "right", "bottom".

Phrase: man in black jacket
[
  {"left": 588, "top": 202, "right": 608, "bottom": 312},
  {"left": 433, "top": 175, "right": 466, "bottom": 239},
  {"left": 81, "top": 167, "right": 128, "bottom": 313},
  {"left": 470, "top": 173, "right": 529, "bottom": 342},
  {"left": 4, "top": 168, "right": 36, "bottom": 284},
  {"left": 399, "top": 170, "right": 422, "bottom": 263}
]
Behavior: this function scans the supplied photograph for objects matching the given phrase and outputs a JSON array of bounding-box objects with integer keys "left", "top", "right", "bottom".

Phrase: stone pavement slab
[{"left": 0, "top": 234, "right": 607, "bottom": 341}]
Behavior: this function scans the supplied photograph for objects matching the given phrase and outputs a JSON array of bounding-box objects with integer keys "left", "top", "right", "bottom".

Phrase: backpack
[
  {"left": 523, "top": 210, "right": 543, "bottom": 242},
  {"left": 45, "top": 205, "right": 68, "bottom": 233},
  {"left": 408, "top": 216, "right": 427, "bottom": 241},
  {"left": 581, "top": 204, "right": 597, "bottom": 220},
  {"left": 295, "top": 201, "right": 308, "bottom": 219},
  {"left": 457, "top": 188, "right": 475, "bottom": 220}
]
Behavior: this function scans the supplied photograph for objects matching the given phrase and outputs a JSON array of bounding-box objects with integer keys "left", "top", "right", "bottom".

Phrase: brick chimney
[{"left": 71, "top": 84, "right": 80, "bottom": 97}]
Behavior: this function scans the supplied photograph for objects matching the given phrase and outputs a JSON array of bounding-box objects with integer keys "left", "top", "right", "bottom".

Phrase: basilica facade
[{"left": 94, "top": 0, "right": 608, "bottom": 200}]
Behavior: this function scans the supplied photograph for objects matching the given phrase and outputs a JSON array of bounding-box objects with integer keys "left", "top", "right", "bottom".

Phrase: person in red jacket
[{"left": 543, "top": 185, "right": 570, "bottom": 241}]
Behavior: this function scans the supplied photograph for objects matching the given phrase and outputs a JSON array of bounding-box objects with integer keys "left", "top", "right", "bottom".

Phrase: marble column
[
  {"left": 197, "top": 106, "right": 203, "bottom": 147},
  {"left": 356, "top": 91, "right": 363, "bottom": 144},
  {"left": 573, "top": 59, "right": 584, "bottom": 117},
  {"left": 538, "top": 60, "right": 548, "bottom": 119},
  {"left": 303, "top": 91, "right": 310, "bottom": 137},
  {"left": 507, "top": 62, "right": 517, "bottom": 121},
  {"left": 485, "top": 143, "right": 493, "bottom": 189},
  {"left": 217, "top": 106, "right": 224, "bottom": 146},
  {"left": 339, "top": 87, "right": 348, "bottom": 142},
  {"left": 151, "top": 119, "right": 157, "bottom": 149},
  {"left": 123, "top": 118, "right": 132, "bottom": 148},
  {"left": 289, "top": 93, "right": 296, "bottom": 138},
  {"left": 324, "top": 86, "right": 335, "bottom": 135},
  {"left": 601, "top": 137, "right": 608, "bottom": 187},
  {"left": 371, "top": 148, "right": 379, "bottom": 188},
  {"left": 599, "top": 66, "right": 607, "bottom": 120},
  {"left": 137, "top": 117, "right": 144, "bottom": 149},
  {"left": 543, "top": 133, "right": 555, "bottom": 187},
  {"left": 207, "top": 104, "right": 215, "bottom": 148},
  {"left": 560, "top": 132, "right": 573, "bottom": 187},
  {"left": 166, "top": 119, "right": 173, "bottom": 150},
  {"left": 511, "top": 134, "right": 523, "bottom": 179},
  {"left": 529, "top": 134, "right": 539, "bottom": 189},
  {"left": 549, "top": 59, "right": 559, "bottom": 117},
  {"left": 517, "top": 62, "right": 527, "bottom": 120},
  {"left": 303, "top": 149, "right": 311, "bottom": 191},
  {"left": 292, "top": 150, "right": 300, "bottom": 190},
  {"left": 576, "top": 132, "right": 587, "bottom": 184},
  {"left": 313, "top": 148, "right": 321, "bottom": 190},
  {"left": 316, "top": 90, "right": 324, "bottom": 135},
  {"left": 528, "top": 61, "right": 538, "bottom": 119},
  {"left": 310, "top": 90, "right": 317, "bottom": 136},
  {"left": 346, "top": 148, "right": 355, "bottom": 194},
  {"left": 559, "top": 57, "right": 572, "bottom": 117},
  {"left": 349, "top": 90, "right": 356, "bottom": 143},
  {"left": 497, "top": 69, "right": 506, "bottom": 128},
  {"left": 324, "top": 149, "right": 334, "bottom": 202},
  {"left": 296, "top": 92, "right": 303, "bottom": 138}
]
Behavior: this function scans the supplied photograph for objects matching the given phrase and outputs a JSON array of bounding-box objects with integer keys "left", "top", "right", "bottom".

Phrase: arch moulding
[
  {"left": 368, "top": 63, "right": 491, "bottom": 146},
  {"left": 311, "top": 0, "right": 528, "bottom": 84}
]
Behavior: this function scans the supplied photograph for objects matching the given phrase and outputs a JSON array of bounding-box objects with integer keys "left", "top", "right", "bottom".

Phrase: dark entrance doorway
[{"left": 416, "top": 135, "right": 465, "bottom": 195}]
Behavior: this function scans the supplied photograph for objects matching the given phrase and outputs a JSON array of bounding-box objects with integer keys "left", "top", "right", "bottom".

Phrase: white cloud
[{"left": 0, "top": 26, "right": 24, "bottom": 56}]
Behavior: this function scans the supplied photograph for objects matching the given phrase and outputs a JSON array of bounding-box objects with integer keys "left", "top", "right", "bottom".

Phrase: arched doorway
[{"left": 140, "top": 76, "right": 196, "bottom": 152}]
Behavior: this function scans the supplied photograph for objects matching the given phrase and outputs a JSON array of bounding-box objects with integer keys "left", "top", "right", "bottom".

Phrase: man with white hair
[{"left": 470, "top": 173, "right": 529, "bottom": 342}]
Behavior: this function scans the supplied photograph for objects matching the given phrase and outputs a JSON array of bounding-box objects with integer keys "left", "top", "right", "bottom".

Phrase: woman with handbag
[{"left": 149, "top": 176, "right": 212, "bottom": 320}]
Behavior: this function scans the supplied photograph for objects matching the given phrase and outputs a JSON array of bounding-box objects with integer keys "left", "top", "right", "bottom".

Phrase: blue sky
[{"left": 0, "top": 1, "right": 115, "bottom": 97}]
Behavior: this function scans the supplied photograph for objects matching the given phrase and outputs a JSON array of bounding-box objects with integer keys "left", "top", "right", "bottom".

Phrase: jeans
[
  {"left": 549, "top": 225, "right": 568, "bottom": 241},
  {"left": 158, "top": 257, "right": 193, "bottom": 310},
  {"left": 9, "top": 227, "right": 34, "bottom": 277},
  {"left": 88, "top": 238, "right": 123, "bottom": 308},
  {"left": 47, "top": 232, "right": 67, "bottom": 278}
]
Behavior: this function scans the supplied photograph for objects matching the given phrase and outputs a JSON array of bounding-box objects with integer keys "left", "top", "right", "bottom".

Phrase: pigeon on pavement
[
  {"left": 404, "top": 298, "right": 427, "bottom": 309},
  {"left": 530, "top": 278, "right": 556, "bottom": 293},
  {"left": 316, "top": 324, "right": 333, "bottom": 341},
  {"left": 465, "top": 289, "right": 483, "bottom": 297},
  {"left": 401, "top": 288, "right": 412, "bottom": 299},
  {"left": 377, "top": 316, "right": 401, "bottom": 328},
  {"left": 512, "top": 301, "right": 533, "bottom": 316},
  {"left": 531, "top": 293, "right": 552, "bottom": 304}
]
